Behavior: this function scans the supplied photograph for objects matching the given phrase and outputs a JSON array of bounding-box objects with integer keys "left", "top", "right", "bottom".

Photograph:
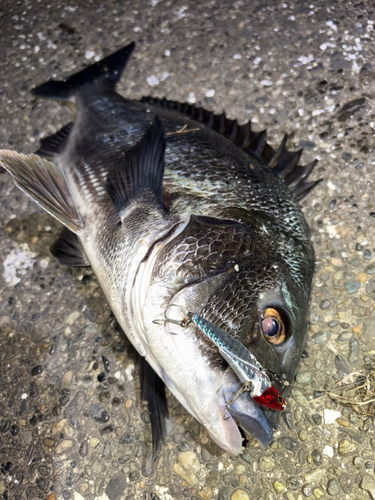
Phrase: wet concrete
[{"left": 1, "top": 1, "right": 375, "bottom": 499}]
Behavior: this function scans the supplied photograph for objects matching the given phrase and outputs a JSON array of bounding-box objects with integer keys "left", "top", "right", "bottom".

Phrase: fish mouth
[
  {"left": 160, "top": 362, "right": 273, "bottom": 456},
  {"left": 220, "top": 367, "right": 273, "bottom": 449}
]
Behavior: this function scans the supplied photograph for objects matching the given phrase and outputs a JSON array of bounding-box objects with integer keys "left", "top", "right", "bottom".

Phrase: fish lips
[{"left": 221, "top": 367, "right": 273, "bottom": 448}]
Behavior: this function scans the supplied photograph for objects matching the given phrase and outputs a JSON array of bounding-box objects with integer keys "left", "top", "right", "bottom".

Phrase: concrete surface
[{"left": 1, "top": 0, "right": 375, "bottom": 499}]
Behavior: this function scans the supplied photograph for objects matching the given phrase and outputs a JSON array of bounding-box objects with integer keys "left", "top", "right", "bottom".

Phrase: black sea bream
[{"left": 0, "top": 42, "right": 319, "bottom": 462}]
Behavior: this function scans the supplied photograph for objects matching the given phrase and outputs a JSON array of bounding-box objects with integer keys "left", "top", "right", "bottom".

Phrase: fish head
[{"left": 142, "top": 214, "right": 314, "bottom": 454}]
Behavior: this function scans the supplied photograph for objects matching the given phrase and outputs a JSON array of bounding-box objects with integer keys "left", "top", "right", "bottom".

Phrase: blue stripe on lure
[{"left": 189, "top": 313, "right": 286, "bottom": 411}]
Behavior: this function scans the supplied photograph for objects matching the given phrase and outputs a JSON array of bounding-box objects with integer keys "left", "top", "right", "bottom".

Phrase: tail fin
[{"left": 32, "top": 41, "right": 135, "bottom": 102}]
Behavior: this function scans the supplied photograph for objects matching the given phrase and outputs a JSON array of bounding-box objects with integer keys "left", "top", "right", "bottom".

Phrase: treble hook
[
  {"left": 226, "top": 381, "right": 255, "bottom": 407},
  {"left": 264, "top": 369, "right": 289, "bottom": 388},
  {"left": 153, "top": 309, "right": 193, "bottom": 328}
]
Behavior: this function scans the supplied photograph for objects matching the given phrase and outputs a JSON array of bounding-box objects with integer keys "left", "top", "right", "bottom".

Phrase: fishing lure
[{"left": 156, "top": 312, "right": 286, "bottom": 411}]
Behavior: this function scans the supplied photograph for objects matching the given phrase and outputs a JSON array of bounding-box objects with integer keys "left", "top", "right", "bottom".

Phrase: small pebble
[
  {"left": 302, "top": 485, "right": 312, "bottom": 497},
  {"left": 311, "top": 330, "right": 330, "bottom": 345},
  {"left": 124, "top": 399, "right": 132, "bottom": 409},
  {"left": 313, "top": 487, "right": 324, "bottom": 499},
  {"left": 64, "top": 423, "right": 74, "bottom": 437},
  {"left": 358, "top": 272, "right": 368, "bottom": 282},
  {"left": 201, "top": 447, "right": 212, "bottom": 462},
  {"left": 349, "top": 413, "right": 358, "bottom": 424},
  {"left": 294, "top": 406, "right": 304, "bottom": 422},
  {"left": 234, "top": 464, "right": 245, "bottom": 475},
  {"left": 348, "top": 338, "right": 360, "bottom": 366},
  {"left": 29, "top": 381, "right": 38, "bottom": 398},
  {"left": 230, "top": 490, "right": 249, "bottom": 500},
  {"left": 286, "top": 477, "right": 299, "bottom": 490},
  {"left": 53, "top": 419, "right": 66, "bottom": 433},
  {"left": 281, "top": 458, "right": 295, "bottom": 474},
  {"left": 79, "top": 440, "right": 88, "bottom": 457},
  {"left": 298, "top": 430, "right": 308, "bottom": 441},
  {"left": 338, "top": 439, "right": 357, "bottom": 456},
  {"left": 327, "top": 478, "right": 340, "bottom": 496},
  {"left": 311, "top": 414, "right": 322, "bottom": 425},
  {"left": 31, "top": 365, "right": 43, "bottom": 376},
  {"left": 258, "top": 456, "right": 275, "bottom": 472},
  {"left": 311, "top": 450, "right": 322, "bottom": 466},
  {"left": 361, "top": 473, "right": 375, "bottom": 499},
  {"left": 364, "top": 249, "right": 372, "bottom": 260},
  {"left": 89, "top": 403, "right": 109, "bottom": 423},
  {"left": 197, "top": 487, "right": 213, "bottom": 500},
  {"left": 178, "top": 442, "right": 191, "bottom": 452},
  {"left": 278, "top": 436, "right": 299, "bottom": 451},
  {"left": 366, "top": 277, "right": 375, "bottom": 298},
  {"left": 336, "top": 417, "right": 349, "bottom": 427},
  {"left": 352, "top": 325, "right": 362, "bottom": 334},
  {"left": 334, "top": 355, "right": 351, "bottom": 374},
  {"left": 55, "top": 439, "right": 74, "bottom": 454},
  {"left": 273, "top": 481, "right": 285, "bottom": 493},
  {"left": 0, "top": 420, "right": 10, "bottom": 433},
  {"left": 172, "top": 451, "right": 200, "bottom": 486},
  {"left": 365, "top": 263, "right": 375, "bottom": 274},
  {"left": 304, "top": 468, "right": 326, "bottom": 483},
  {"left": 319, "top": 299, "right": 331, "bottom": 310},
  {"left": 336, "top": 331, "right": 353, "bottom": 341},
  {"left": 344, "top": 280, "right": 360, "bottom": 294},
  {"left": 295, "top": 372, "right": 312, "bottom": 384},
  {"left": 78, "top": 483, "right": 89, "bottom": 494},
  {"left": 89, "top": 437, "right": 100, "bottom": 447},
  {"left": 63, "top": 371, "right": 73, "bottom": 385},
  {"left": 102, "top": 355, "right": 111, "bottom": 373},
  {"left": 339, "top": 473, "right": 352, "bottom": 494},
  {"left": 43, "top": 438, "right": 55, "bottom": 448}
]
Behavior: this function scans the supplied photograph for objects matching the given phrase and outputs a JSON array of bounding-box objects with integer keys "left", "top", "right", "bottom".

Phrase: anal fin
[
  {"left": 51, "top": 227, "right": 90, "bottom": 267},
  {"left": 0, "top": 151, "right": 82, "bottom": 233},
  {"left": 140, "top": 357, "right": 169, "bottom": 477}
]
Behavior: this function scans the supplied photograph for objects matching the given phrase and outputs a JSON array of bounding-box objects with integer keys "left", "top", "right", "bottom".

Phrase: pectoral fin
[{"left": 0, "top": 151, "right": 82, "bottom": 233}]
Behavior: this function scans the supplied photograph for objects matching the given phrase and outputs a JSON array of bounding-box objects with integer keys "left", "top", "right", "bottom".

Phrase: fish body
[{"left": 0, "top": 43, "right": 317, "bottom": 457}]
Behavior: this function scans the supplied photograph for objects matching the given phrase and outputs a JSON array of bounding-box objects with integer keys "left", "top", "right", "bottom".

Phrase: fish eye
[{"left": 261, "top": 307, "right": 286, "bottom": 345}]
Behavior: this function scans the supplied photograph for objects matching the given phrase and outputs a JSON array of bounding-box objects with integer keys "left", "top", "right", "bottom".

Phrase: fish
[{"left": 0, "top": 42, "right": 318, "bottom": 464}]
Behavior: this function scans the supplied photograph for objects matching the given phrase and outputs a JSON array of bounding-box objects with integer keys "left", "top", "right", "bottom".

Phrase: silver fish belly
[{"left": 0, "top": 42, "right": 318, "bottom": 457}]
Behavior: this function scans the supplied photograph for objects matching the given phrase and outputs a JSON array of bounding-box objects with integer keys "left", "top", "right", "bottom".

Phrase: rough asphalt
[{"left": 1, "top": 1, "right": 375, "bottom": 499}]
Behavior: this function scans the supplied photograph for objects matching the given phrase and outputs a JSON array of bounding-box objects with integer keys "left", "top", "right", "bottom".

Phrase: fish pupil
[{"left": 262, "top": 317, "right": 279, "bottom": 337}]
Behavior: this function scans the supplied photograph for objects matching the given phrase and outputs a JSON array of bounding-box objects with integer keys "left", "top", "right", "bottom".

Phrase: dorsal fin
[
  {"left": 106, "top": 117, "right": 166, "bottom": 218},
  {"left": 36, "top": 122, "right": 74, "bottom": 160},
  {"left": 140, "top": 96, "right": 321, "bottom": 198},
  {"left": 32, "top": 42, "right": 135, "bottom": 102}
]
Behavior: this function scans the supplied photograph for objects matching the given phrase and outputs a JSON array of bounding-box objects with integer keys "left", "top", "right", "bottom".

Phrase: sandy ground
[{"left": 1, "top": 1, "right": 375, "bottom": 499}]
